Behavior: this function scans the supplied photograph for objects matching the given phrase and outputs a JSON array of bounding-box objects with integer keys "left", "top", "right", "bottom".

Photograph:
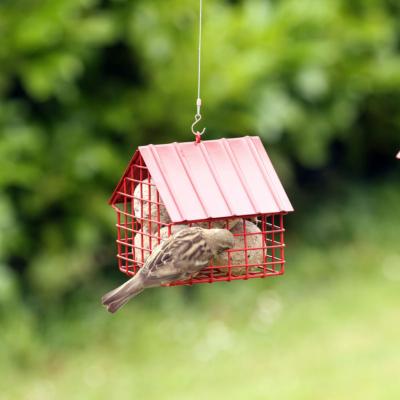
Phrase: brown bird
[{"left": 102, "top": 227, "right": 234, "bottom": 313}]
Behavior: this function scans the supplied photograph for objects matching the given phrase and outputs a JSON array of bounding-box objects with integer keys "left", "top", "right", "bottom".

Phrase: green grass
[{"left": 2, "top": 246, "right": 399, "bottom": 400}]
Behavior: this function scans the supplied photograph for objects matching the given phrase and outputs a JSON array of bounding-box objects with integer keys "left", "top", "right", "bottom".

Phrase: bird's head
[{"left": 203, "top": 228, "right": 235, "bottom": 256}]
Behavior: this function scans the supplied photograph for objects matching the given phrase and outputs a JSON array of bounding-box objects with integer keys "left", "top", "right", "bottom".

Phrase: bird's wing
[{"left": 141, "top": 228, "right": 205, "bottom": 280}]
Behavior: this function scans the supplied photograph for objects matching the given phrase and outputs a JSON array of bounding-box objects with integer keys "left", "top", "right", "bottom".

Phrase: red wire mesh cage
[{"left": 109, "top": 136, "right": 293, "bottom": 286}]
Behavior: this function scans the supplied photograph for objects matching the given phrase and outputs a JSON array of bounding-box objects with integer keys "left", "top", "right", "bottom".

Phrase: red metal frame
[{"left": 111, "top": 153, "right": 287, "bottom": 286}]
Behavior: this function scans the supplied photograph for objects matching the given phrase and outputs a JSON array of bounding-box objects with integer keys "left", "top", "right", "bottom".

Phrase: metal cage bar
[{"left": 112, "top": 153, "right": 287, "bottom": 286}]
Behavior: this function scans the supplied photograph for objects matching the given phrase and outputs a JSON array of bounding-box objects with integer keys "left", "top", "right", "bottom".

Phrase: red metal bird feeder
[
  {"left": 107, "top": 0, "right": 293, "bottom": 286},
  {"left": 109, "top": 136, "right": 294, "bottom": 286}
]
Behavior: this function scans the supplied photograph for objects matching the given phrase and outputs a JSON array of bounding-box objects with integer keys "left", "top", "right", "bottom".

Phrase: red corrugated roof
[{"left": 110, "top": 136, "right": 294, "bottom": 222}]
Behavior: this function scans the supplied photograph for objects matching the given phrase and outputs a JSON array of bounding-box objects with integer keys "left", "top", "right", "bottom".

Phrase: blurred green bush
[
  {"left": 0, "top": 0, "right": 399, "bottom": 309},
  {"left": 1, "top": 3, "right": 400, "bottom": 398}
]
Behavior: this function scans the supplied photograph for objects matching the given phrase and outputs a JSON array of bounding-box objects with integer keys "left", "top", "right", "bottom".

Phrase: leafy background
[{"left": 0, "top": 1, "right": 399, "bottom": 399}]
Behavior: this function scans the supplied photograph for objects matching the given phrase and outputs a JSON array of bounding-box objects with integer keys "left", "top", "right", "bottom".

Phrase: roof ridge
[{"left": 139, "top": 135, "right": 260, "bottom": 149}]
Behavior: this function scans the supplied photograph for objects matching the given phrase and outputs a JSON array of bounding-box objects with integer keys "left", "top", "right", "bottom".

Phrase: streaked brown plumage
[{"left": 102, "top": 227, "right": 234, "bottom": 313}]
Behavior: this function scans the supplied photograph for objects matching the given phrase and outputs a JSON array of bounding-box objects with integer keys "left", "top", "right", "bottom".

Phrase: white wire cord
[
  {"left": 191, "top": 0, "right": 205, "bottom": 137},
  {"left": 197, "top": 0, "right": 203, "bottom": 103}
]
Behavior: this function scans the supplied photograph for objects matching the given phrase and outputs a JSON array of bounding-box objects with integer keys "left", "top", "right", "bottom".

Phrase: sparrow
[
  {"left": 102, "top": 227, "right": 234, "bottom": 313},
  {"left": 134, "top": 224, "right": 188, "bottom": 264}
]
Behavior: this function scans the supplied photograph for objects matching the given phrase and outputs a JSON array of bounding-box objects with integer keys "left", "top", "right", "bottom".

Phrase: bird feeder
[{"left": 109, "top": 136, "right": 294, "bottom": 286}]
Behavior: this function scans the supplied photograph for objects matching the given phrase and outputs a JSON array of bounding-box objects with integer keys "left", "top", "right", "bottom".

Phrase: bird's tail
[{"left": 101, "top": 275, "right": 145, "bottom": 313}]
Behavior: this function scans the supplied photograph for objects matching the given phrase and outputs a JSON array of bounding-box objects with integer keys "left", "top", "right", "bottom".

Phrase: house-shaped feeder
[{"left": 109, "top": 136, "right": 294, "bottom": 286}]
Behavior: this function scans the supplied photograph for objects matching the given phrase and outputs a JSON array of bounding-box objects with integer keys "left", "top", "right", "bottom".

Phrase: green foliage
[{"left": 0, "top": 3, "right": 399, "bottom": 391}]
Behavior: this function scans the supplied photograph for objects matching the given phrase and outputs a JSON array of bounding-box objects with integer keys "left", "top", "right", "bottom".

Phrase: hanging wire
[{"left": 191, "top": 0, "right": 206, "bottom": 140}]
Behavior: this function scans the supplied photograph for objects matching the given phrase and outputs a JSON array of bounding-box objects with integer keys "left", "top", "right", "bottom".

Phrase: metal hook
[{"left": 191, "top": 113, "right": 206, "bottom": 136}]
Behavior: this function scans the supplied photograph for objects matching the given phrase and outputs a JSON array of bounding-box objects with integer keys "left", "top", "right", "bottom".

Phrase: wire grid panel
[{"left": 112, "top": 154, "right": 287, "bottom": 286}]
